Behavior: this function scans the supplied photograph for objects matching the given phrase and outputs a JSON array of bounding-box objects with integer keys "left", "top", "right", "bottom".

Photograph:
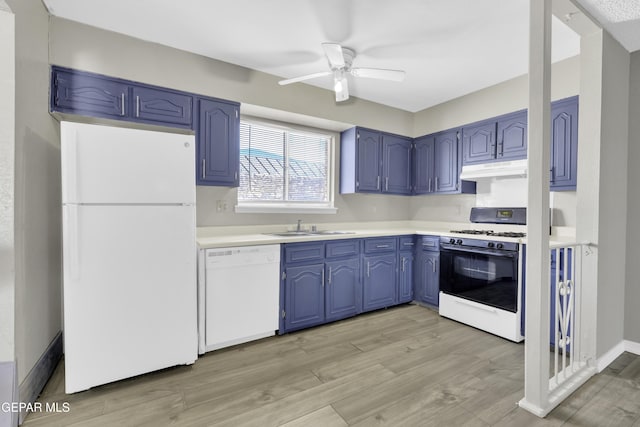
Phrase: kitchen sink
[
  {"left": 266, "top": 231, "right": 313, "bottom": 237},
  {"left": 265, "top": 230, "right": 356, "bottom": 237},
  {"left": 311, "top": 230, "right": 356, "bottom": 235}
]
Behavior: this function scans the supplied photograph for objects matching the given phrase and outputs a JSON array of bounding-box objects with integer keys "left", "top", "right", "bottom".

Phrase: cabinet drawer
[
  {"left": 399, "top": 236, "right": 415, "bottom": 250},
  {"left": 364, "top": 237, "right": 397, "bottom": 253},
  {"left": 284, "top": 242, "right": 324, "bottom": 264},
  {"left": 419, "top": 236, "right": 440, "bottom": 251},
  {"left": 326, "top": 240, "right": 359, "bottom": 259}
]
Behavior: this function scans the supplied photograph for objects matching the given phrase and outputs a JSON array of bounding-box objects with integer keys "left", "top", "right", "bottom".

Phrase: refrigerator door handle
[
  {"left": 64, "top": 126, "right": 80, "bottom": 202},
  {"left": 64, "top": 205, "right": 81, "bottom": 280}
]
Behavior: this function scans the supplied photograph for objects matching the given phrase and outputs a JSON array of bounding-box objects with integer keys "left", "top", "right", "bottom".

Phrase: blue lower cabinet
[
  {"left": 325, "top": 258, "right": 361, "bottom": 322},
  {"left": 284, "top": 264, "right": 325, "bottom": 331},
  {"left": 398, "top": 250, "right": 414, "bottom": 303},
  {"left": 414, "top": 236, "right": 440, "bottom": 306},
  {"left": 362, "top": 253, "right": 397, "bottom": 311},
  {"left": 415, "top": 246, "right": 440, "bottom": 306}
]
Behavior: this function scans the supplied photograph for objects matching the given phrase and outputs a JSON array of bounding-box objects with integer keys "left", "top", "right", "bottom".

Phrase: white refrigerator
[{"left": 61, "top": 121, "right": 198, "bottom": 393}]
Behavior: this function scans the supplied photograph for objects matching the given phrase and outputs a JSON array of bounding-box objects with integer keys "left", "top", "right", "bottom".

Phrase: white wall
[
  {"left": 7, "top": 0, "right": 62, "bottom": 384},
  {"left": 0, "top": 0, "right": 15, "bottom": 365},
  {"left": 625, "top": 52, "right": 640, "bottom": 343}
]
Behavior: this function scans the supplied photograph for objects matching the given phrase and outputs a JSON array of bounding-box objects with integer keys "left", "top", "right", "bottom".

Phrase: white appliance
[
  {"left": 198, "top": 245, "right": 280, "bottom": 354},
  {"left": 61, "top": 121, "right": 197, "bottom": 393}
]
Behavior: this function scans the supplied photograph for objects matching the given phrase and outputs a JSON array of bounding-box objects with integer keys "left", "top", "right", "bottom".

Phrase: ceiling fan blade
[
  {"left": 350, "top": 68, "right": 406, "bottom": 82},
  {"left": 278, "top": 71, "right": 332, "bottom": 86},
  {"left": 322, "top": 43, "right": 345, "bottom": 68}
]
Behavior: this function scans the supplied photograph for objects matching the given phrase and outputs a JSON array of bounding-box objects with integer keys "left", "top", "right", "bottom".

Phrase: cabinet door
[
  {"left": 497, "top": 111, "right": 527, "bottom": 161},
  {"left": 413, "top": 135, "right": 435, "bottom": 194},
  {"left": 197, "top": 98, "right": 240, "bottom": 186},
  {"left": 550, "top": 98, "right": 578, "bottom": 191},
  {"left": 416, "top": 250, "right": 440, "bottom": 306},
  {"left": 462, "top": 121, "right": 496, "bottom": 165},
  {"left": 356, "top": 129, "right": 381, "bottom": 192},
  {"left": 434, "top": 129, "right": 459, "bottom": 193},
  {"left": 398, "top": 251, "right": 414, "bottom": 303},
  {"left": 382, "top": 134, "right": 412, "bottom": 195},
  {"left": 52, "top": 68, "right": 128, "bottom": 119},
  {"left": 284, "top": 264, "right": 325, "bottom": 331},
  {"left": 131, "top": 86, "right": 193, "bottom": 127},
  {"left": 325, "top": 258, "right": 361, "bottom": 322},
  {"left": 362, "top": 253, "right": 397, "bottom": 311}
]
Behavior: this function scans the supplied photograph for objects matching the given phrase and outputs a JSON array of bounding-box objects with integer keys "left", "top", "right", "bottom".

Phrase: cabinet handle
[
  {"left": 201, "top": 159, "right": 206, "bottom": 179},
  {"left": 120, "top": 93, "right": 125, "bottom": 116},
  {"left": 136, "top": 95, "right": 140, "bottom": 117},
  {"left": 328, "top": 267, "right": 332, "bottom": 284},
  {"left": 377, "top": 176, "right": 380, "bottom": 190},
  {"left": 498, "top": 141, "right": 504, "bottom": 156},
  {"left": 234, "top": 171, "right": 238, "bottom": 181},
  {"left": 322, "top": 268, "right": 325, "bottom": 286},
  {"left": 550, "top": 167, "right": 555, "bottom": 183},
  {"left": 367, "top": 261, "right": 370, "bottom": 277},
  {"left": 401, "top": 257, "right": 406, "bottom": 272},
  {"left": 376, "top": 244, "right": 390, "bottom": 248},
  {"left": 385, "top": 176, "right": 389, "bottom": 191},
  {"left": 435, "top": 177, "right": 439, "bottom": 191},
  {"left": 428, "top": 178, "right": 432, "bottom": 193}
]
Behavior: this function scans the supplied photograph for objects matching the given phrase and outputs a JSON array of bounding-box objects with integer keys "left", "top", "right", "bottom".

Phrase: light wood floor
[{"left": 23, "top": 304, "right": 640, "bottom": 426}]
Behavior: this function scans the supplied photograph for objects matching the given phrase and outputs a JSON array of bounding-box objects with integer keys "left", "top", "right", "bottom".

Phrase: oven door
[{"left": 439, "top": 244, "right": 519, "bottom": 313}]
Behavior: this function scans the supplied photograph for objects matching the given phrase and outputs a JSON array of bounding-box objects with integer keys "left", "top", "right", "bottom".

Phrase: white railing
[
  {"left": 548, "top": 243, "right": 595, "bottom": 399},
  {"left": 520, "top": 242, "right": 596, "bottom": 417}
]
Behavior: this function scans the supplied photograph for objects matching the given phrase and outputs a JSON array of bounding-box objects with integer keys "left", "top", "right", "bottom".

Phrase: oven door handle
[{"left": 440, "top": 244, "right": 518, "bottom": 258}]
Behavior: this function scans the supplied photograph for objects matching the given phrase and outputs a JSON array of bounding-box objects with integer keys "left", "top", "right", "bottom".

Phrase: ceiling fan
[{"left": 278, "top": 43, "right": 406, "bottom": 102}]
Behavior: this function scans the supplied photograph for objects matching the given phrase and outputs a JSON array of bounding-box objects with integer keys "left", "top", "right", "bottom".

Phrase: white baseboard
[{"left": 596, "top": 339, "right": 640, "bottom": 372}]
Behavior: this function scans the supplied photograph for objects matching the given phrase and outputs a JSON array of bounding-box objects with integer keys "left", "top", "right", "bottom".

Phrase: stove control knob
[
  {"left": 449, "top": 238, "right": 456, "bottom": 244},
  {"left": 497, "top": 243, "right": 504, "bottom": 249},
  {"left": 456, "top": 239, "right": 463, "bottom": 245},
  {"left": 487, "top": 242, "right": 495, "bottom": 248}
]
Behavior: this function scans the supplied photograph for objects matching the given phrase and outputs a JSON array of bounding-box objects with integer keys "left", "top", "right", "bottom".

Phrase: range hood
[{"left": 459, "top": 159, "right": 528, "bottom": 180}]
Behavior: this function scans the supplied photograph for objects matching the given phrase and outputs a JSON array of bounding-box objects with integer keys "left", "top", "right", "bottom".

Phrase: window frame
[{"left": 235, "top": 117, "right": 337, "bottom": 214}]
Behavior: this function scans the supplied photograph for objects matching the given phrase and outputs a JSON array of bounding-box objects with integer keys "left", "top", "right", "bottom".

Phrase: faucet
[{"left": 296, "top": 219, "right": 302, "bottom": 232}]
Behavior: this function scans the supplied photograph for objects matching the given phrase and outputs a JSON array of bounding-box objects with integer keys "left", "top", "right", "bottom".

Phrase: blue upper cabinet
[
  {"left": 550, "top": 96, "right": 579, "bottom": 191},
  {"left": 413, "top": 135, "right": 435, "bottom": 194},
  {"left": 462, "top": 111, "right": 527, "bottom": 165},
  {"left": 434, "top": 129, "right": 459, "bottom": 193},
  {"left": 52, "top": 67, "right": 129, "bottom": 120},
  {"left": 131, "top": 86, "right": 192, "bottom": 127},
  {"left": 196, "top": 97, "right": 240, "bottom": 187},
  {"left": 356, "top": 128, "right": 382, "bottom": 192},
  {"left": 414, "top": 129, "right": 475, "bottom": 195},
  {"left": 497, "top": 110, "right": 528, "bottom": 160},
  {"left": 382, "top": 134, "right": 412, "bottom": 195},
  {"left": 51, "top": 66, "right": 193, "bottom": 129},
  {"left": 462, "top": 119, "right": 496, "bottom": 165},
  {"left": 341, "top": 127, "right": 411, "bottom": 195}
]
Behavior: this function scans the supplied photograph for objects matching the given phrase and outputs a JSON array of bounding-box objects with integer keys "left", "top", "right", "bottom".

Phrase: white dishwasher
[{"left": 198, "top": 244, "right": 280, "bottom": 354}]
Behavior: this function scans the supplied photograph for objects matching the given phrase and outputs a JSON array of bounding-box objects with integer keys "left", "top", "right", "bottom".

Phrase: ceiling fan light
[{"left": 333, "top": 70, "right": 349, "bottom": 102}]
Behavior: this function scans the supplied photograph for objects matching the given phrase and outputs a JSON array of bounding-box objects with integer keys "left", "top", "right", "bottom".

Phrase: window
[{"left": 237, "top": 120, "right": 335, "bottom": 213}]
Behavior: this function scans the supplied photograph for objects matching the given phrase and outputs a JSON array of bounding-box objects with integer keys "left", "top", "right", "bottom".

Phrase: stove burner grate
[{"left": 449, "top": 229, "right": 526, "bottom": 238}]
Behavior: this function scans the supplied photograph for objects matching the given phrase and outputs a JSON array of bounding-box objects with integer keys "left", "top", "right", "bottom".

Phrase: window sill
[{"left": 235, "top": 204, "right": 338, "bottom": 214}]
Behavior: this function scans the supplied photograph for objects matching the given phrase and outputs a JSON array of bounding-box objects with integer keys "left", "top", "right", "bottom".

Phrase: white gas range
[{"left": 438, "top": 207, "right": 527, "bottom": 342}]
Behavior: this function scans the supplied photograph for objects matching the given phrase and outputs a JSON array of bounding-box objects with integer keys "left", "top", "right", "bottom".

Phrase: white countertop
[{"left": 196, "top": 221, "right": 577, "bottom": 249}]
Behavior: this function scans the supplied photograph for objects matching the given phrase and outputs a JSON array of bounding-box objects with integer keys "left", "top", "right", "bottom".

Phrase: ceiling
[{"left": 41, "top": 0, "right": 632, "bottom": 112}]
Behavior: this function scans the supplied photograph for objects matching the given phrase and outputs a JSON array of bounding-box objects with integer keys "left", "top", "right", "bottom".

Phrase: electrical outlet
[{"left": 216, "top": 200, "right": 227, "bottom": 212}]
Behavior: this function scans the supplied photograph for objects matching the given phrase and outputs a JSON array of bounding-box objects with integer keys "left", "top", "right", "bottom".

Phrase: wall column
[{"left": 519, "top": 0, "right": 552, "bottom": 415}]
